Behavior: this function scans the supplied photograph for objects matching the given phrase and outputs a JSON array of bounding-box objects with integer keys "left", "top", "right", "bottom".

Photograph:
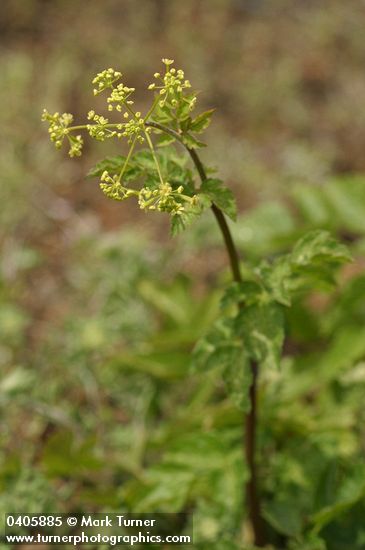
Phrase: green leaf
[
  {"left": 292, "top": 176, "right": 365, "bottom": 236},
  {"left": 157, "top": 133, "right": 176, "bottom": 147},
  {"left": 258, "top": 258, "right": 293, "bottom": 306},
  {"left": 132, "top": 149, "right": 157, "bottom": 171},
  {"left": 164, "top": 431, "right": 240, "bottom": 471},
  {"left": 200, "top": 178, "right": 237, "bottom": 221},
  {"left": 290, "top": 230, "right": 352, "bottom": 267},
  {"left": 315, "top": 325, "right": 365, "bottom": 384},
  {"left": 323, "top": 176, "right": 365, "bottom": 233},
  {"left": 180, "top": 116, "right": 192, "bottom": 133},
  {"left": 192, "top": 318, "right": 238, "bottom": 373},
  {"left": 107, "top": 351, "right": 188, "bottom": 380},
  {"left": 138, "top": 279, "right": 190, "bottom": 323},
  {"left": 324, "top": 274, "right": 365, "bottom": 333},
  {"left": 220, "top": 281, "right": 268, "bottom": 310},
  {"left": 170, "top": 194, "right": 211, "bottom": 236},
  {"left": 310, "top": 465, "right": 365, "bottom": 534},
  {"left": 190, "top": 109, "right": 215, "bottom": 133},
  {"left": 182, "top": 133, "right": 206, "bottom": 149},
  {"left": 175, "top": 93, "right": 198, "bottom": 121},
  {"left": 235, "top": 303, "right": 285, "bottom": 370},
  {"left": 122, "top": 465, "right": 194, "bottom": 513},
  {"left": 192, "top": 317, "right": 252, "bottom": 410},
  {"left": 263, "top": 498, "right": 303, "bottom": 537},
  {"left": 151, "top": 102, "right": 175, "bottom": 125},
  {"left": 257, "top": 230, "right": 352, "bottom": 305},
  {"left": 87, "top": 155, "right": 126, "bottom": 177},
  {"left": 222, "top": 350, "right": 252, "bottom": 411}
]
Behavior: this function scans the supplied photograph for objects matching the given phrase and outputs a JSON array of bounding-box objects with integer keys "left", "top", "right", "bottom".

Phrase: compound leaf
[
  {"left": 200, "top": 178, "right": 237, "bottom": 221},
  {"left": 87, "top": 155, "right": 126, "bottom": 177},
  {"left": 182, "top": 133, "right": 206, "bottom": 149},
  {"left": 290, "top": 230, "right": 352, "bottom": 267},
  {"left": 192, "top": 317, "right": 252, "bottom": 410},
  {"left": 190, "top": 109, "right": 215, "bottom": 134},
  {"left": 170, "top": 193, "right": 211, "bottom": 236},
  {"left": 235, "top": 302, "right": 285, "bottom": 370}
]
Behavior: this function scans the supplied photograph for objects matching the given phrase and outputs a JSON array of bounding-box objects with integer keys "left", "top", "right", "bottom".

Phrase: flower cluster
[
  {"left": 41, "top": 110, "right": 83, "bottom": 157},
  {"left": 148, "top": 59, "right": 193, "bottom": 109},
  {"left": 68, "top": 134, "right": 83, "bottom": 157},
  {"left": 93, "top": 69, "right": 137, "bottom": 120},
  {"left": 107, "top": 84, "right": 135, "bottom": 111},
  {"left": 42, "top": 60, "right": 207, "bottom": 224},
  {"left": 138, "top": 182, "right": 196, "bottom": 216},
  {"left": 92, "top": 68, "right": 122, "bottom": 95},
  {"left": 99, "top": 170, "right": 137, "bottom": 201},
  {"left": 122, "top": 113, "right": 146, "bottom": 144},
  {"left": 98, "top": 169, "right": 198, "bottom": 217},
  {"left": 86, "top": 111, "right": 118, "bottom": 141}
]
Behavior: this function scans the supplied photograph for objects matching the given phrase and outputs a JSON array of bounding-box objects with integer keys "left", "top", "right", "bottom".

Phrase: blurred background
[{"left": 2, "top": 1, "right": 365, "bottom": 548}]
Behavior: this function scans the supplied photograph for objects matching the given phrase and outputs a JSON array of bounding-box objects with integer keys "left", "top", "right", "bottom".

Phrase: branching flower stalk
[
  {"left": 43, "top": 58, "right": 352, "bottom": 548},
  {"left": 42, "top": 62, "right": 200, "bottom": 217}
]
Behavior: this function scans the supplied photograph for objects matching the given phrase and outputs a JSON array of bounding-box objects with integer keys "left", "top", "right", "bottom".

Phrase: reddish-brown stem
[{"left": 145, "top": 120, "right": 266, "bottom": 546}]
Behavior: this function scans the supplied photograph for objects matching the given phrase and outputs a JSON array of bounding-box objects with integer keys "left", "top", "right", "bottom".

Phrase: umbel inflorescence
[{"left": 42, "top": 59, "right": 231, "bottom": 234}]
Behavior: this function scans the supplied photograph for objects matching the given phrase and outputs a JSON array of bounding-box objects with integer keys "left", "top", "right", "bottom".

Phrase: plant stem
[
  {"left": 145, "top": 123, "right": 242, "bottom": 283},
  {"left": 144, "top": 131, "right": 165, "bottom": 185},
  {"left": 187, "top": 147, "right": 242, "bottom": 284},
  {"left": 188, "top": 146, "right": 266, "bottom": 548},
  {"left": 145, "top": 120, "right": 266, "bottom": 546},
  {"left": 118, "top": 136, "right": 138, "bottom": 182}
]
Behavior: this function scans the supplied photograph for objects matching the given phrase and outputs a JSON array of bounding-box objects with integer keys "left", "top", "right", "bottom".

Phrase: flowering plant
[{"left": 43, "top": 59, "right": 351, "bottom": 548}]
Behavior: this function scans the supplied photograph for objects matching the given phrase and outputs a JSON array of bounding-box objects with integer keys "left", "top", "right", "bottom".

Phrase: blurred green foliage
[{"left": 1, "top": 1, "right": 365, "bottom": 549}]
